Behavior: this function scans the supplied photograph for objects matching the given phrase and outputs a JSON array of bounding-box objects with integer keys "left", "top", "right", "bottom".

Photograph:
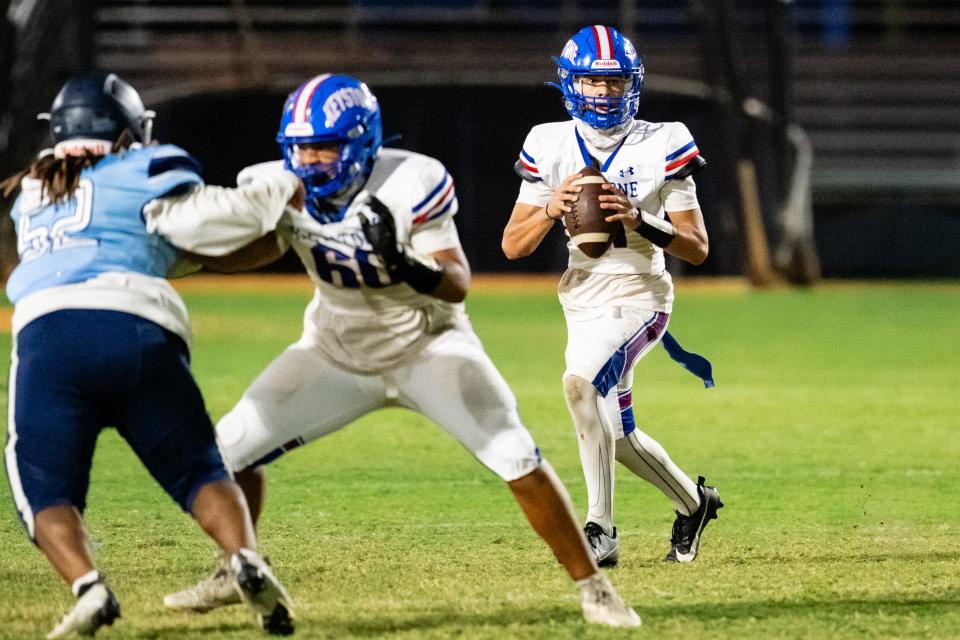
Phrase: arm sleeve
[
  {"left": 143, "top": 165, "right": 299, "bottom": 256},
  {"left": 515, "top": 129, "right": 553, "bottom": 207},
  {"left": 144, "top": 145, "right": 204, "bottom": 198},
  {"left": 517, "top": 179, "right": 553, "bottom": 207},
  {"left": 660, "top": 123, "right": 702, "bottom": 212},
  {"left": 239, "top": 160, "right": 297, "bottom": 253},
  {"left": 661, "top": 176, "right": 699, "bottom": 212},
  {"left": 410, "top": 216, "right": 462, "bottom": 256}
]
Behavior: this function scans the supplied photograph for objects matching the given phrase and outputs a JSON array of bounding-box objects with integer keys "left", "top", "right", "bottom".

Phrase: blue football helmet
[
  {"left": 47, "top": 71, "right": 151, "bottom": 154},
  {"left": 277, "top": 74, "right": 383, "bottom": 223},
  {"left": 550, "top": 25, "right": 644, "bottom": 129}
]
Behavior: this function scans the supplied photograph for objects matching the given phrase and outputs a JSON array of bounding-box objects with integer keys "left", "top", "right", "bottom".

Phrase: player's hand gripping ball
[{"left": 563, "top": 167, "right": 619, "bottom": 259}]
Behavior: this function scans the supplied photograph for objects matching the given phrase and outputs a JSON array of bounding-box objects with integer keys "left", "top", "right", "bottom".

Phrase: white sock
[
  {"left": 71, "top": 569, "right": 101, "bottom": 597},
  {"left": 564, "top": 375, "right": 615, "bottom": 535},
  {"left": 576, "top": 574, "right": 593, "bottom": 590},
  {"left": 576, "top": 572, "right": 608, "bottom": 592},
  {"left": 615, "top": 430, "right": 700, "bottom": 515}
]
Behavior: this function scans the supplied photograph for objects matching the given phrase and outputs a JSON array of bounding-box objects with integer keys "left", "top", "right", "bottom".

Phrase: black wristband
[
  {"left": 635, "top": 210, "right": 676, "bottom": 248},
  {"left": 398, "top": 251, "right": 445, "bottom": 294}
]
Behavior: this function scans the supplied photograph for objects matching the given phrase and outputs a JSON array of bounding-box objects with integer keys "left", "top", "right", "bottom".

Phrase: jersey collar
[{"left": 574, "top": 126, "right": 628, "bottom": 172}]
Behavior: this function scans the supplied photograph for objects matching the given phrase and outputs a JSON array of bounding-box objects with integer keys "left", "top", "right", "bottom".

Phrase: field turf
[{"left": 1, "top": 275, "right": 958, "bottom": 639}]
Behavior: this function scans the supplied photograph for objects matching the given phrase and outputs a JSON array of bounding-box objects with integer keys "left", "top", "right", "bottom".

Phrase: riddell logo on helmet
[
  {"left": 591, "top": 60, "right": 622, "bottom": 70},
  {"left": 285, "top": 122, "right": 315, "bottom": 137}
]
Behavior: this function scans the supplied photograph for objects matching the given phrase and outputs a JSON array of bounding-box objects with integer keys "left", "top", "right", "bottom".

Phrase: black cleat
[
  {"left": 664, "top": 476, "right": 723, "bottom": 563},
  {"left": 262, "top": 602, "right": 295, "bottom": 636},
  {"left": 232, "top": 549, "right": 296, "bottom": 635}
]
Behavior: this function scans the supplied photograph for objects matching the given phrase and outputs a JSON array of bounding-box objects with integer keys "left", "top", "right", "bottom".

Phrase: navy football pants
[{"left": 4, "top": 309, "right": 229, "bottom": 541}]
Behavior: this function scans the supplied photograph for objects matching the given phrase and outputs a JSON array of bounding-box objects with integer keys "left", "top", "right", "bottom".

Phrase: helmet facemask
[
  {"left": 567, "top": 73, "right": 639, "bottom": 128},
  {"left": 285, "top": 141, "right": 349, "bottom": 196}
]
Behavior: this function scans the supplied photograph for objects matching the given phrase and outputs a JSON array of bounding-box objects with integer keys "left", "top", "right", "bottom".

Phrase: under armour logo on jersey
[{"left": 619, "top": 166, "right": 635, "bottom": 178}]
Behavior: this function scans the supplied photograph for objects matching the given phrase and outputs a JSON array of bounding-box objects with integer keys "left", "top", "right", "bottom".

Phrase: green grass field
[{"left": 2, "top": 277, "right": 958, "bottom": 639}]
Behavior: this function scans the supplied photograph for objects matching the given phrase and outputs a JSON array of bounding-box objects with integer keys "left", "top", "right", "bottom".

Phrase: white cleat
[
  {"left": 163, "top": 566, "right": 242, "bottom": 612},
  {"left": 47, "top": 582, "right": 121, "bottom": 638},
  {"left": 578, "top": 572, "right": 641, "bottom": 628},
  {"left": 231, "top": 548, "right": 295, "bottom": 635},
  {"left": 584, "top": 522, "right": 620, "bottom": 567}
]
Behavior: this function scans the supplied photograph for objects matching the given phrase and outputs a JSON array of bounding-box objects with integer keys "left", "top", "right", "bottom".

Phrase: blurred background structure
[{"left": 1, "top": 0, "right": 958, "bottom": 281}]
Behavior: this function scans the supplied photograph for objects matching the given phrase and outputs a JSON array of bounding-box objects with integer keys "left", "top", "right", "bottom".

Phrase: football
[{"left": 562, "top": 166, "right": 618, "bottom": 259}]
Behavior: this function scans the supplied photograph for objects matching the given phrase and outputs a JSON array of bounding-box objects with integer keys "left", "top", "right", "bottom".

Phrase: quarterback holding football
[{"left": 502, "top": 25, "right": 723, "bottom": 567}]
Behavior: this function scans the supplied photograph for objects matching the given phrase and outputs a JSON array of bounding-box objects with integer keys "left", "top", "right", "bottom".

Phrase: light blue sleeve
[{"left": 140, "top": 144, "right": 205, "bottom": 201}]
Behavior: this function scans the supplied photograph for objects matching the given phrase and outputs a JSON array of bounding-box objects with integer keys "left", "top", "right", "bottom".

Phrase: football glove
[{"left": 359, "top": 196, "right": 444, "bottom": 294}]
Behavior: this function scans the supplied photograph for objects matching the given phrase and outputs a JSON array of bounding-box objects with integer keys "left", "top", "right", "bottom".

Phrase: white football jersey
[
  {"left": 516, "top": 119, "right": 702, "bottom": 312},
  {"left": 517, "top": 119, "right": 701, "bottom": 273},
  {"left": 251, "top": 149, "right": 466, "bottom": 373}
]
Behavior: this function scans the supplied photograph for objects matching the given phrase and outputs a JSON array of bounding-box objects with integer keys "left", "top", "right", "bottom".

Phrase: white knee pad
[{"left": 563, "top": 374, "right": 614, "bottom": 441}]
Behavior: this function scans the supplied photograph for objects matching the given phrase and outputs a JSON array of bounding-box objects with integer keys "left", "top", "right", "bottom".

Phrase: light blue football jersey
[{"left": 6, "top": 144, "right": 203, "bottom": 303}]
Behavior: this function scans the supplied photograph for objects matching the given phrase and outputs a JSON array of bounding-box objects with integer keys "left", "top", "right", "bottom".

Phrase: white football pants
[
  {"left": 563, "top": 305, "right": 699, "bottom": 532},
  {"left": 215, "top": 326, "right": 540, "bottom": 482}
]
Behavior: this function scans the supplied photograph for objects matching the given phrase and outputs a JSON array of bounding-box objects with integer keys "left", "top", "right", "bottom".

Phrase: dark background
[
  {"left": 157, "top": 86, "right": 734, "bottom": 275},
  {"left": 2, "top": 0, "right": 959, "bottom": 279}
]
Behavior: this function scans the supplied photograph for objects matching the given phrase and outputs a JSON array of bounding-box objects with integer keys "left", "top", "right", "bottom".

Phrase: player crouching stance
[
  {"left": 164, "top": 74, "right": 639, "bottom": 627},
  {"left": 2, "top": 72, "right": 296, "bottom": 637},
  {"left": 502, "top": 26, "right": 723, "bottom": 567}
]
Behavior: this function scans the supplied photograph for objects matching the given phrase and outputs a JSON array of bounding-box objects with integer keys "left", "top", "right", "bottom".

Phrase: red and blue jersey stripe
[
  {"left": 664, "top": 140, "right": 700, "bottom": 181},
  {"left": 412, "top": 171, "right": 456, "bottom": 225},
  {"left": 518, "top": 149, "right": 539, "bottom": 176}
]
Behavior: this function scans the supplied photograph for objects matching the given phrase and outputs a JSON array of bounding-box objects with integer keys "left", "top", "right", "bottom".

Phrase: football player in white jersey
[
  {"left": 502, "top": 26, "right": 723, "bottom": 567},
  {"left": 164, "top": 74, "right": 640, "bottom": 627},
  {"left": 2, "top": 72, "right": 297, "bottom": 637}
]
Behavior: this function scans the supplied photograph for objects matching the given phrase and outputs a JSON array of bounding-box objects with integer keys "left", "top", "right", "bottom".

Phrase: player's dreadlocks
[{"left": 1, "top": 131, "right": 137, "bottom": 203}]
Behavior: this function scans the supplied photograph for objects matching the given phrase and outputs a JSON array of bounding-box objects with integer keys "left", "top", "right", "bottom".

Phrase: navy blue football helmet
[
  {"left": 277, "top": 74, "right": 382, "bottom": 223},
  {"left": 551, "top": 26, "right": 644, "bottom": 129},
  {"left": 47, "top": 71, "right": 151, "bottom": 155}
]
